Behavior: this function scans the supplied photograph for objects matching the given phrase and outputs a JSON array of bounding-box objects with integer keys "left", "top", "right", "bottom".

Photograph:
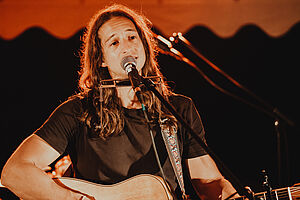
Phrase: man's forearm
[{"left": 1, "top": 161, "right": 81, "bottom": 200}]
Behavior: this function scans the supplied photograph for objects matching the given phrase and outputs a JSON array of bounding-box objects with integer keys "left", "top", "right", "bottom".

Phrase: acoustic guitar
[
  {"left": 54, "top": 173, "right": 300, "bottom": 200},
  {"left": 54, "top": 174, "right": 173, "bottom": 200}
]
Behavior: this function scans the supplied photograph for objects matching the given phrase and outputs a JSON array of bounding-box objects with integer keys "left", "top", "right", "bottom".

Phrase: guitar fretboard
[{"left": 231, "top": 186, "right": 300, "bottom": 200}]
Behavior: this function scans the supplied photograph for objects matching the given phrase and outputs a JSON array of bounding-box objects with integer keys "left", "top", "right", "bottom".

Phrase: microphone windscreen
[{"left": 121, "top": 56, "right": 136, "bottom": 70}]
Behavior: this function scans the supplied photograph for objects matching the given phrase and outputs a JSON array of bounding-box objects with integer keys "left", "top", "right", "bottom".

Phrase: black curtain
[{"left": 1, "top": 23, "right": 299, "bottom": 195}]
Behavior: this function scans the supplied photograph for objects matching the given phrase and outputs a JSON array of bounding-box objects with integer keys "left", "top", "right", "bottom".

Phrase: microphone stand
[
  {"left": 166, "top": 32, "right": 294, "bottom": 187},
  {"left": 140, "top": 77, "right": 254, "bottom": 200}
]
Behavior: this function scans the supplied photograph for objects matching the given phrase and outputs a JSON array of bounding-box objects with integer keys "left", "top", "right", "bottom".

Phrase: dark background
[{"left": 0, "top": 22, "right": 299, "bottom": 197}]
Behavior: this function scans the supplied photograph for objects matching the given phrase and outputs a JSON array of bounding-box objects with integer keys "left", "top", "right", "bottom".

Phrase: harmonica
[{"left": 99, "top": 76, "right": 162, "bottom": 88}]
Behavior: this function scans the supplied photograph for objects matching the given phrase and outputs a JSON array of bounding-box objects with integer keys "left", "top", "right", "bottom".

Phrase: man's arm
[
  {"left": 1, "top": 134, "right": 82, "bottom": 200},
  {"left": 186, "top": 155, "right": 240, "bottom": 200}
]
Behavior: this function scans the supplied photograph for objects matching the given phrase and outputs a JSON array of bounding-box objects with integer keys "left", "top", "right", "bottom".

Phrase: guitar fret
[
  {"left": 287, "top": 187, "right": 292, "bottom": 200},
  {"left": 254, "top": 189, "right": 287, "bottom": 200},
  {"left": 275, "top": 187, "right": 290, "bottom": 200},
  {"left": 254, "top": 192, "right": 266, "bottom": 200},
  {"left": 274, "top": 190, "right": 279, "bottom": 200}
]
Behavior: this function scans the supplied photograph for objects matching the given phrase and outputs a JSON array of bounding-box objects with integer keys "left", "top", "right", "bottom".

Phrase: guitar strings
[
  {"left": 237, "top": 187, "right": 300, "bottom": 199},
  {"left": 255, "top": 187, "right": 300, "bottom": 199},
  {"left": 268, "top": 187, "right": 300, "bottom": 199}
]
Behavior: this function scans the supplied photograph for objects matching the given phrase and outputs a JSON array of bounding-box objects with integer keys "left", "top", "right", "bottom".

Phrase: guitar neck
[{"left": 232, "top": 186, "right": 300, "bottom": 200}]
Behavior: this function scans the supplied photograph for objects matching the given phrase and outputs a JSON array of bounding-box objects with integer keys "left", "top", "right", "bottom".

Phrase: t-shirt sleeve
[
  {"left": 34, "top": 99, "right": 80, "bottom": 154},
  {"left": 180, "top": 97, "right": 208, "bottom": 159}
]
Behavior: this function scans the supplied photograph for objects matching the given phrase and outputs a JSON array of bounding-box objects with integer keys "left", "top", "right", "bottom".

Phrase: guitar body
[{"left": 54, "top": 174, "right": 173, "bottom": 200}]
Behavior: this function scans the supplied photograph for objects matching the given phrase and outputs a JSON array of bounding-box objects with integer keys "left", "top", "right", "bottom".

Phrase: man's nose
[{"left": 121, "top": 40, "right": 133, "bottom": 55}]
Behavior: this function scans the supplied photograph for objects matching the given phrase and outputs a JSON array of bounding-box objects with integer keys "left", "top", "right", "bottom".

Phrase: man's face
[{"left": 98, "top": 16, "right": 146, "bottom": 79}]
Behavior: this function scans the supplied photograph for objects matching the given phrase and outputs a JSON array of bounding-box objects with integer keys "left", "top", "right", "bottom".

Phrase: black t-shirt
[{"left": 35, "top": 94, "right": 207, "bottom": 198}]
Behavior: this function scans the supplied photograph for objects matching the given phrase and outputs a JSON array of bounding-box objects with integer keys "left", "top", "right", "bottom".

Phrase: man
[{"left": 1, "top": 4, "right": 239, "bottom": 200}]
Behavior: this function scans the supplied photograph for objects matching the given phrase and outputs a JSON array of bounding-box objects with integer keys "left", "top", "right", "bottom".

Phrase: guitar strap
[{"left": 160, "top": 119, "right": 190, "bottom": 200}]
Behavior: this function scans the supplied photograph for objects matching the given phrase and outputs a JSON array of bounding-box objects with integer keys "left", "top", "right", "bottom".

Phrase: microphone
[{"left": 120, "top": 56, "right": 143, "bottom": 93}]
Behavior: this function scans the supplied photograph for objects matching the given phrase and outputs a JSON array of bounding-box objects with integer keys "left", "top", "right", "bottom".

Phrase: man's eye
[{"left": 111, "top": 41, "right": 118, "bottom": 46}]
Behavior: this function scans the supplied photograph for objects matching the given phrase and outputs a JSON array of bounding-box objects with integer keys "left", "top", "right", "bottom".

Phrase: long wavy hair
[{"left": 77, "top": 4, "right": 176, "bottom": 139}]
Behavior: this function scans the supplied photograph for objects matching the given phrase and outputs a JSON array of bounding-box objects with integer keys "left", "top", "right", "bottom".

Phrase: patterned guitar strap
[{"left": 160, "top": 118, "right": 190, "bottom": 200}]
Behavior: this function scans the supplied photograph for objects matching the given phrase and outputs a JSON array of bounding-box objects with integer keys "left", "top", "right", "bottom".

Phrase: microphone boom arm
[{"left": 172, "top": 32, "right": 294, "bottom": 127}]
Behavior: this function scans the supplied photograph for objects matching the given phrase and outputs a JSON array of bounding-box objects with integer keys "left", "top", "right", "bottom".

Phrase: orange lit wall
[{"left": 1, "top": 0, "right": 300, "bottom": 40}]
